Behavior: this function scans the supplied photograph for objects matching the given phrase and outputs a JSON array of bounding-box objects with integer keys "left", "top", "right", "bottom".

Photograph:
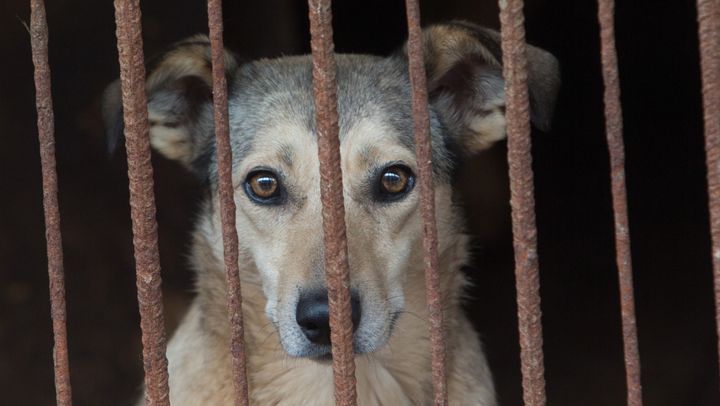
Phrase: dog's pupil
[
  {"left": 258, "top": 178, "right": 274, "bottom": 190},
  {"left": 382, "top": 170, "right": 405, "bottom": 193},
  {"left": 253, "top": 175, "right": 277, "bottom": 196}
]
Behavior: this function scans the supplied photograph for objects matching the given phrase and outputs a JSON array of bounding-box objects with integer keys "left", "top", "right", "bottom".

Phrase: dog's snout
[{"left": 296, "top": 291, "right": 361, "bottom": 345}]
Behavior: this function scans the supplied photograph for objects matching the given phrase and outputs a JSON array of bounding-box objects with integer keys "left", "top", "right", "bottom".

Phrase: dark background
[{"left": 1, "top": 0, "right": 717, "bottom": 404}]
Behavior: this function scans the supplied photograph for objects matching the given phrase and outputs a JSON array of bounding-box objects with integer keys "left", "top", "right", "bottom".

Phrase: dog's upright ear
[
  {"left": 403, "top": 21, "right": 560, "bottom": 154},
  {"left": 102, "top": 35, "right": 239, "bottom": 175}
]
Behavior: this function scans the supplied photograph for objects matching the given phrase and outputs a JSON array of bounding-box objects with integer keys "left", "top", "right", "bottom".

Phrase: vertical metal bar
[
  {"left": 498, "top": 1, "right": 547, "bottom": 405},
  {"left": 306, "top": 1, "right": 357, "bottom": 404},
  {"left": 206, "top": 1, "right": 250, "bottom": 405},
  {"left": 112, "top": 1, "right": 171, "bottom": 404},
  {"left": 29, "top": 1, "right": 72, "bottom": 404},
  {"left": 697, "top": 0, "right": 720, "bottom": 391},
  {"left": 596, "top": 1, "right": 644, "bottom": 405},
  {"left": 403, "top": 1, "right": 449, "bottom": 405}
]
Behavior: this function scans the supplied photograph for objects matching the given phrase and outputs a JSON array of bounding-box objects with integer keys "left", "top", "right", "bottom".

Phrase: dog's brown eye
[
  {"left": 245, "top": 170, "right": 283, "bottom": 204},
  {"left": 377, "top": 165, "right": 414, "bottom": 201},
  {"left": 249, "top": 172, "right": 278, "bottom": 198}
]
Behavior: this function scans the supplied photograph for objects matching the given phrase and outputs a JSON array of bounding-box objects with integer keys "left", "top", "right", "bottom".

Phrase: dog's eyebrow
[
  {"left": 278, "top": 143, "right": 294, "bottom": 167},
  {"left": 358, "top": 145, "right": 378, "bottom": 167}
]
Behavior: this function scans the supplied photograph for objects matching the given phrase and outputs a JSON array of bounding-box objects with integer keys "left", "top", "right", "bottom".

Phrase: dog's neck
[{"left": 187, "top": 220, "right": 469, "bottom": 404}]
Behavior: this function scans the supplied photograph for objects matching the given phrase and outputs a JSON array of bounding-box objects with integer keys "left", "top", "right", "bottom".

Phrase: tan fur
[
  {"left": 146, "top": 35, "right": 236, "bottom": 90},
  {"left": 148, "top": 112, "right": 193, "bottom": 162},
  {"left": 466, "top": 105, "right": 507, "bottom": 151},
  {"left": 422, "top": 25, "right": 501, "bottom": 85}
]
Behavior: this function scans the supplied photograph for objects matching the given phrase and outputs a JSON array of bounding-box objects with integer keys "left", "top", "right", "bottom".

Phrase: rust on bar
[
  {"left": 597, "top": 1, "right": 644, "bottom": 405},
  {"left": 498, "top": 0, "right": 547, "bottom": 405},
  {"left": 403, "top": 1, "right": 449, "bottom": 404},
  {"left": 307, "top": 0, "right": 357, "bottom": 404},
  {"left": 112, "top": 0, "right": 170, "bottom": 404},
  {"left": 29, "top": 1, "right": 73, "bottom": 404},
  {"left": 206, "top": 0, "right": 250, "bottom": 404},
  {"left": 697, "top": 0, "right": 720, "bottom": 388}
]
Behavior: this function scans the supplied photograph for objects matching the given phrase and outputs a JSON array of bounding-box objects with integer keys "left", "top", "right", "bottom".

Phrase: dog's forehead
[{"left": 226, "top": 54, "right": 453, "bottom": 177}]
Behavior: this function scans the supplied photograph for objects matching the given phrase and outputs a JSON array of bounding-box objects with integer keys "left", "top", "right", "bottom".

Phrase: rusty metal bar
[
  {"left": 498, "top": 1, "right": 547, "bottom": 405},
  {"left": 596, "top": 1, "right": 644, "bottom": 405},
  {"left": 29, "top": 1, "right": 72, "bottom": 404},
  {"left": 307, "top": 1, "right": 357, "bottom": 404},
  {"left": 206, "top": 1, "right": 250, "bottom": 404},
  {"left": 697, "top": 0, "right": 720, "bottom": 390},
  {"left": 112, "top": 0, "right": 170, "bottom": 404},
  {"left": 404, "top": 1, "right": 449, "bottom": 405}
]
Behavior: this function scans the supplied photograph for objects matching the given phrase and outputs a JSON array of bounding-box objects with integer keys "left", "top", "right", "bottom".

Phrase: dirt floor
[{"left": 1, "top": 0, "right": 719, "bottom": 405}]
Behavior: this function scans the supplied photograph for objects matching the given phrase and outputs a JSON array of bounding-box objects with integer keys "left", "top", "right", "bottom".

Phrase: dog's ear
[
  {"left": 102, "top": 35, "right": 239, "bottom": 175},
  {"left": 402, "top": 21, "right": 560, "bottom": 154}
]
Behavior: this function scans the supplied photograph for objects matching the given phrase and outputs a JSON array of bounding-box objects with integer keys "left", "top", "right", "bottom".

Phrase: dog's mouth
[
  {"left": 299, "top": 342, "right": 376, "bottom": 361},
  {"left": 280, "top": 308, "right": 402, "bottom": 360},
  {"left": 274, "top": 288, "right": 405, "bottom": 359}
]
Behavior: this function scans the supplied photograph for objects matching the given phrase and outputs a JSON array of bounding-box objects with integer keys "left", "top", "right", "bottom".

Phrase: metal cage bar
[
  {"left": 404, "top": 1, "right": 449, "bottom": 405},
  {"left": 696, "top": 0, "right": 720, "bottom": 391},
  {"left": 112, "top": 0, "right": 171, "bottom": 404},
  {"left": 307, "top": 1, "right": 358, "bottom": 404},
  {"left": 596, "top": 1, "right": 644, "bottom": 405},
  {"left": 206, "top": 1, "right": 251, "bottom": 405},
  {"left": 29, "top": 1, "right": 73, "bottom": 404},
  {"left": 498, "top": 0, "right": 547, "bottom": 405}
]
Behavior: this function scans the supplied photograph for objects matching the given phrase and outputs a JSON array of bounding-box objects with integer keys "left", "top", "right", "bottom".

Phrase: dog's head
[{"left": 103, "top": 22, "right": 559, "bottom": 359}]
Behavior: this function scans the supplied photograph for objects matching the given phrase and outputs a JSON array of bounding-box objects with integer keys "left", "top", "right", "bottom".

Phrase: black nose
[{"left": 296, "top": 290, "right": 361, "bottom": 345}]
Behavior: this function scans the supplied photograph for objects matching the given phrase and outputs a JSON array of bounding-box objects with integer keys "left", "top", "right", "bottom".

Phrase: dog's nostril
[
  {"left": 296, "top": 291, "right": 362, "bottom": 346},
  {"left": 350, "top": 294, "right": 361, "bottom": 333}
]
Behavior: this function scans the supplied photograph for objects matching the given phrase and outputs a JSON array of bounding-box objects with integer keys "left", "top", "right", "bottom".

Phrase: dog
[{"left": 103, "top": 21, "right": 559, "bottom": 405}]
